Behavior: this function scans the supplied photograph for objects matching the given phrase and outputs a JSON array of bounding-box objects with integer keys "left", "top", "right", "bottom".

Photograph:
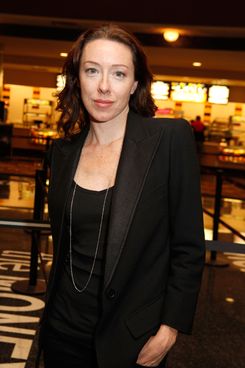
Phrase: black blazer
[{"left": 40, "top": 110, "right": 205, "bottom": 368}]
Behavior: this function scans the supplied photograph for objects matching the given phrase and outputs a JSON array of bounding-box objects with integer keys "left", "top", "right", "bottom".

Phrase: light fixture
[
  {"left": 163, "top": 29, "right": 180, "bottom": 43},
  {"left": 56, "top": 74, "right": 66, "bottom": 91},
  {"left": 225, "top": 297, "right": 235, "bottom": 303},
  {"left": 60, "top": 52, "right": 68, "bottom": 57},
  {"left": 208, "top": 85, "right": 230, "bottom": 104},
  {"left": 193, "top": 61, "right": 202, "bottom": 67},
  {"left": 151, "top": 81, "right": 170, "bottom": 100}
]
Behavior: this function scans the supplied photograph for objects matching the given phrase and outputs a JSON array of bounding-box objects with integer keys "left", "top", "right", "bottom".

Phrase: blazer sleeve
[{"left": 161, "top": 119, "right": 206, "bottom": 334}]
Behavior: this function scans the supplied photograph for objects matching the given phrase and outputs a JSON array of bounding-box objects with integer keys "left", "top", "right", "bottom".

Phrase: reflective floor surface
[
  {"left": 0, "top": 230, "right": 244, "bottom": 368},
  {"left": 0, "top": 155, "right": 244, "bottom": 367}
]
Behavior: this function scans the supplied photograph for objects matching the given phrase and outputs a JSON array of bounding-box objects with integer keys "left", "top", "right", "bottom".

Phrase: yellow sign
[{"left": 171, "top": 82, "right": 207, "bottom": 103}]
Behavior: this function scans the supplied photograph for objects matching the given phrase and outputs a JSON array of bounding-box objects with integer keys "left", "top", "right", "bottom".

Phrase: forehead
[{"left": 81, "top": 39, "right": 134, "bottom": 65}]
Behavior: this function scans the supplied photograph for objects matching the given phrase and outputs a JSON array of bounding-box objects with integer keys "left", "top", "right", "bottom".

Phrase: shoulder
[
  {"left": 45, "top": 130, "right": 85, "bottom": 165},
  {"left": 51, "top": 130, "right": 85, "bottom": 155},
  {"left": 155, "top": 117, "right": 191, "bottom": 129},
  {"left": 140, "top": 115, "right": 192, "bottom": 136},
  {"left": 53, "top": 131, "right": 82, "bottom": 148},
  {"left": 129, "top": 111, "right": 193, "bottom": 142}
]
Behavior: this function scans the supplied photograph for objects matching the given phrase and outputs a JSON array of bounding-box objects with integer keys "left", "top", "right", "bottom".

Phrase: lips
[{"left": 94, "top": 99, "right": 113, "bottom": 108}]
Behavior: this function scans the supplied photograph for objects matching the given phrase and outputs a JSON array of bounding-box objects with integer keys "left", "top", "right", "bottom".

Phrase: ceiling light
[
  {"left": 60, "top": 52, "right": 68, "bottom": 57},
  {"left": 193, "top": 61, "right": 202, "bottom": 67},
  {"left": 225, "top": 297, "right": 235, "bottom": 303},
  {"left": 163, "top": 29, "right": 180, "bottom": 43}
]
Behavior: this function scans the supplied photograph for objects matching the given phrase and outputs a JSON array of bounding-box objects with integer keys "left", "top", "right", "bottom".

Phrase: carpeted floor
[{"left": 0, "top": 227, "right": 244, "bottom": 367}]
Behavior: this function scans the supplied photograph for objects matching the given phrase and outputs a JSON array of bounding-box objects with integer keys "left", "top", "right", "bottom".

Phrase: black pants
[
  {"left": 42, "top": 327, "right": 167, "bottom": 368},
  {"left": 43, "top": 328, "right": 98, "bottom": 368}
]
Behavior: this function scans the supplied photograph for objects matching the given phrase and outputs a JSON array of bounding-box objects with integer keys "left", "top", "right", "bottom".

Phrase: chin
[{"left": 89, "top": 112, "right": 116, "bottom": 123}]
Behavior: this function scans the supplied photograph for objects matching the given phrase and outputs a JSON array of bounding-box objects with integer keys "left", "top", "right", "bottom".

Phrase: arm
[
  {"left": 137, "top": 120, "right": 205, "bottom": 365},
  {"left": 161, "top": 119, "right": 205, "bottom": 333},
  {"left": 136, "top": 324, "right": 178, "bottom": 366}
]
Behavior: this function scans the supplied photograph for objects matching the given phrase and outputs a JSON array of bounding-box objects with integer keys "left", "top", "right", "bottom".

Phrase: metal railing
[
  {"left": 0, "top": 168, "right": 49, "bottom": 294},
  {"left": 201, "top": 163, "right": 245, "bottom": 265},
  {"left": 0, "top": 149, "right": 244, "bottom": 294}
]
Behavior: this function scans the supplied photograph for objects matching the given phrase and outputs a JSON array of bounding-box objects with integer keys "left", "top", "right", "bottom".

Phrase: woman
[{"left": 39, "top": 24, "right": 205, "bottom": 368}]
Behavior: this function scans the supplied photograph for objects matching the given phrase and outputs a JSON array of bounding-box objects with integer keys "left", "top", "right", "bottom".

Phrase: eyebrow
[{"left": 83, "top": 61, "right": 129, "bottom": 69}]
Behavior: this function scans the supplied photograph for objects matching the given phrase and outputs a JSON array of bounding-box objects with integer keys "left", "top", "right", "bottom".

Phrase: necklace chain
[{"left": 69, "top": 183, "right": 110, "bottom": 293}]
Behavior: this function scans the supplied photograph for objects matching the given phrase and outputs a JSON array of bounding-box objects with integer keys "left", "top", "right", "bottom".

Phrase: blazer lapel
[
  {"left": 55, "top": 129, "right": 88, "bottom": 194},
  {"left": 51, "top": 126, "right": 89, "bottom": 254},
  {"left": 104, "top": 112, "right": 163, "bottom": 287}
]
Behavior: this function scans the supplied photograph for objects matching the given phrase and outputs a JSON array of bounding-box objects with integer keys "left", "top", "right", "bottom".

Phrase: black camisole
[{"left": 46, "top": 181, "right": 113, "bottom": 344}]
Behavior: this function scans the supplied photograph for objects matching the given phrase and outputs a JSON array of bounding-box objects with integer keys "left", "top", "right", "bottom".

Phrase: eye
[
  {"left": 114, "top": 71, "right": 126, "bottom": 79},
  {"left": 85, "top": 67, "right": 98, "bottom": 76}
]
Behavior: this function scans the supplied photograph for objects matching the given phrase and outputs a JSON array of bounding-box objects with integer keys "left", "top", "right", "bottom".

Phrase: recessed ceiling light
[
  {"left": 60, "top": 52, "right": 68, "bottom": 57},
  {"left": 193, "top": 61, "right": 202, "bottom": 67},
  {"left": 225, "top": 297, "right": 235, "bottom": 303},
  {"left": 163, "top": 30, "right": 180, "bottom": 42}
]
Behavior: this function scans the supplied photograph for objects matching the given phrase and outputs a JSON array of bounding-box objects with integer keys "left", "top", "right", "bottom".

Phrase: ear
[{"left": 130, "top": 81, "right": 138, "bottom": 95}]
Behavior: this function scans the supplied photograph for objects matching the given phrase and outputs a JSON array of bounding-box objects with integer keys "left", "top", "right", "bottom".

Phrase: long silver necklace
[{"left": 69, "top": 182, "right": 110, "bottom": 293}]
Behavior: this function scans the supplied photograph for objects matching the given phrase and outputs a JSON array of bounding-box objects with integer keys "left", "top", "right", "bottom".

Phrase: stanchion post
[
  {"left": 12, "top": 169, "right": 47, "bottom": 294},
  {"left": 211, "top": 170, "right": 222, "bottom": 260},
  {"left": 33, "top": 169, "right": 46, "bottom": 221},
  {"left": 206, "top": 169, "right": 229, "bottom": 267},
  {"left": 29, "top": 169, "right": 46, "bottom": 286}
]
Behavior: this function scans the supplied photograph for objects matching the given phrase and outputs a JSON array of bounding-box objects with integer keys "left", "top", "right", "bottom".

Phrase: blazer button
[{"left": 107, "top": 288, "right": 116, "bottom": 299}]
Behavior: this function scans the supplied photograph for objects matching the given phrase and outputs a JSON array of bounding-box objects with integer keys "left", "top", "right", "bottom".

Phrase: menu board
[
  {"left": 152, "top": 81, "right": 230, "bottom": 104},
  {"left": 171, "top": 82, "right": 207, "bottom": 102},
  {"left": 151, "top": 81, "right": 170, "bottom": 100},
  {"left": 208, "top": 85, "right": 229, "bottom": 104}
]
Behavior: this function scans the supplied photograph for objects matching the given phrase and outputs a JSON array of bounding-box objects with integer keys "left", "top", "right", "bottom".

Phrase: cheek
[
  {"left": 80, "top": 77, "right": 94, "bottom": 93},
  {"left": 80, "top": 83, "right": 93, "bottom": 102},
  {"left": 115, "top": 84, "right": 135, "bottom": 100},
  {"left": 121, "top": 88, "right": 134, "bottom": 103}
]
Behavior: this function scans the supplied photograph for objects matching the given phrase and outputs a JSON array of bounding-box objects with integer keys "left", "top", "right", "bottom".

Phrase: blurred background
[{"left": 0, "top": 2, "right": 244, "bottom": 367}]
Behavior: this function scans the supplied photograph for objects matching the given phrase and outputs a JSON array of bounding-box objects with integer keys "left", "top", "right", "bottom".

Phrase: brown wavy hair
[{"left": 56, "top": 24, "right": 157, "bottom": 137}]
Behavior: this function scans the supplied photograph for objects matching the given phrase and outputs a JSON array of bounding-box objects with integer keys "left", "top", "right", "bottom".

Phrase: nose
[{"left": 98, "top": 73, "right": 110, "bottom": 94}]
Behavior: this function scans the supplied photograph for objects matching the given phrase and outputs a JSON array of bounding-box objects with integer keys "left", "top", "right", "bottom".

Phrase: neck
[{"left": 87, "top": 107, "right": 128, "bottom": 146}]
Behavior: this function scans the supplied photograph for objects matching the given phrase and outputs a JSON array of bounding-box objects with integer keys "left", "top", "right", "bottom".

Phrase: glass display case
[
  {"left": 231, "top": 116, "right": 245, "bottom": 146},
  {"left": 218, "top": 145, "right": 245, "bottom": 164},
  {"left": 207, "top": 118, "right": 232, "bottom": 142},
  {"left": 23, "top": 98, "right": 53, "bottom": 127},
  {"left": 207, "top": 116, "right": 245, "bottom": 147},
  {"left": 30, "top": 127, "right": 58, "bottom": 145}
]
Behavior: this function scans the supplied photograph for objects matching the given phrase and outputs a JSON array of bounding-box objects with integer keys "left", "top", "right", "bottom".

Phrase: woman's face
[{"left": 79, "top": 39, "right": 138, "bottom": 123}]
